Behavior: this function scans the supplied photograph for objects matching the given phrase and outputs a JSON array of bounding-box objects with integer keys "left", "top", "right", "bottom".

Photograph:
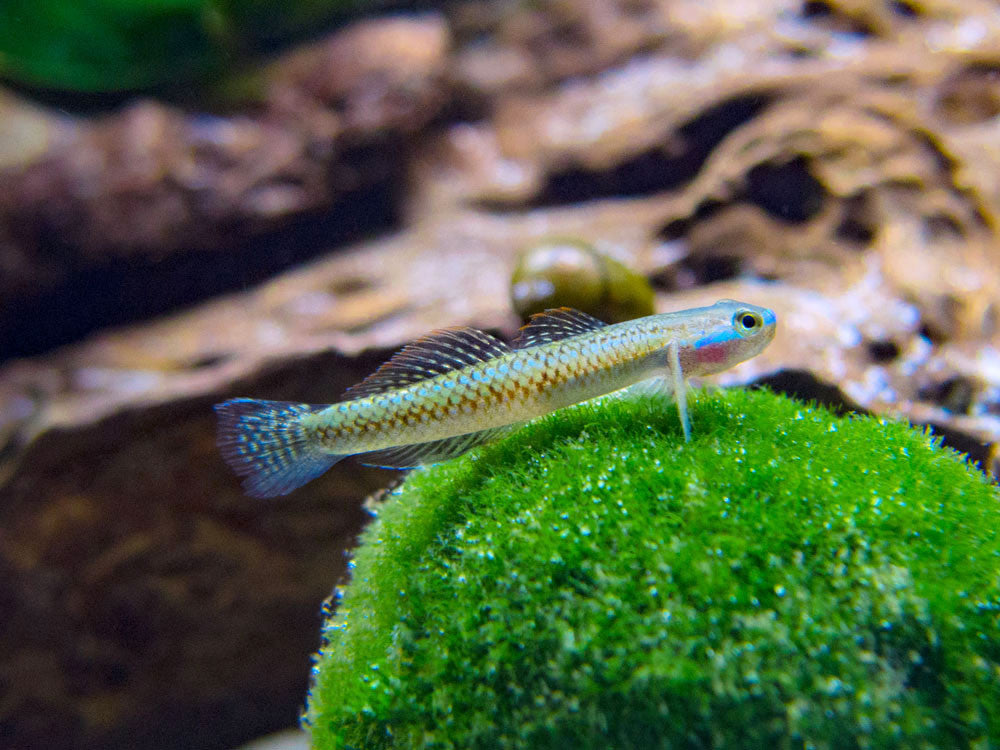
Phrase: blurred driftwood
[{"left": 5, "top": 1, "right": 1000, "bottom": 748}]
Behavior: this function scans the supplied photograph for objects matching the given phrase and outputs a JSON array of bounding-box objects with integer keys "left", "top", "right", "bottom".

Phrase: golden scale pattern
[{"left": 311, "top": 325, "right": 658, "bottom": 456}]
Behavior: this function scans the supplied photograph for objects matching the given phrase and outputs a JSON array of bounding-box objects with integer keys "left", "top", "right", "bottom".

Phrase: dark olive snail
[{"left": 511, "top": 238, "right": 655, "bottom": 323}]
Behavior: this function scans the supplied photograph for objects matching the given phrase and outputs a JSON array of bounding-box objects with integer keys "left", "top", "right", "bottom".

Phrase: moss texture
[{"left": 306, "top": 388, "right": 1000, "bottom": 749}]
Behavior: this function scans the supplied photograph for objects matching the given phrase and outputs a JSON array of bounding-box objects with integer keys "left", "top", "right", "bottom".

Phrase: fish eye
[{"left": 734, "top": 310, "right": 763, "bottom": 334}]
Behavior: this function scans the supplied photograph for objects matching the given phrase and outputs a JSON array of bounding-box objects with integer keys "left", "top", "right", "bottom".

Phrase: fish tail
[{"left": 214, "top": 398, "right": 343, "bottom": 498}]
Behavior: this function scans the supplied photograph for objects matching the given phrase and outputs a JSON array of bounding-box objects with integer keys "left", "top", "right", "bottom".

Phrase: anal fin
[
  {"left": 623, "top": 376, "right": 674, "bottom": 400},
  {"left": 357, "top": 426, "right": 514, "bottom": 469}
]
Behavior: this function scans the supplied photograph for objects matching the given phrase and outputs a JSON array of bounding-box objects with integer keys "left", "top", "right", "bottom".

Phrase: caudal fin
[{"left": 214, "top": 398, "right": 342, "bottom": 498}]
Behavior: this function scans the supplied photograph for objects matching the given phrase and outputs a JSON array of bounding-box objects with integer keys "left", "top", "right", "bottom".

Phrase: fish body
[{"left": 216, "top": 300, "right": 776, "bottom": 498}]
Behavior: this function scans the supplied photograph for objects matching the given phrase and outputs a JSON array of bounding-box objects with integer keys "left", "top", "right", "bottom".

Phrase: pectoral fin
[{"left": 625, "top": 342, "right": 690, "bottom": 442}]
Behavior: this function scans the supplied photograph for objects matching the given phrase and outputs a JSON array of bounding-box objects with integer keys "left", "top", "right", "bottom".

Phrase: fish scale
[{"left": 215, "top": 300, "right": 777, "bottom": 498}]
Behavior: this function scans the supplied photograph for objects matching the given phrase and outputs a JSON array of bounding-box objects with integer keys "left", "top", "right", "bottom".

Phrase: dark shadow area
[
  {"left": 96, "top": 681, "right": 309, "bottom": 750},
  {"left": 916, "top": 375, "right": 975, "bottom": 415},
  {"left": 521, "top": 92, "right": 773, "bottom": 207},
  {"left": 922, "top": 419, "right": 991, "bottom": 472},
  {"left": 678, "top": 253, "right": 745, "bottom": 286},
  {"left": 0, "top": 164, "right": 404, "bottom": 363},
  {"left": 753, "top": 368, "right": 858, "bottom": 415},
  {"left": 800, "top": 0, "right": 877, "bottom": 35},
  {"left": 866, "top": 339, "right": 901, "bottom": 363},
  {"left": 744, "top": 155, "right": 827, "bottom": 223},
  {"left": 835, "top": 190, "right": 878, "bottom": 247}
]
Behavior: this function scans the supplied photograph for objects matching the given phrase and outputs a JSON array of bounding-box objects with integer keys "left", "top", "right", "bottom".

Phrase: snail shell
[{"left": 511, "top": 239, "right": 655, "bottom": 323}]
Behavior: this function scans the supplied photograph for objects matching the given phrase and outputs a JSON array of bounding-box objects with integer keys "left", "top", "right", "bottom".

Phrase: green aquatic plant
[
  {"left": 306, "top": 388, "right": 1000, "bottom": 749},
  {"left": 0, "top": 0, "right": 366, "bottom": 93}
]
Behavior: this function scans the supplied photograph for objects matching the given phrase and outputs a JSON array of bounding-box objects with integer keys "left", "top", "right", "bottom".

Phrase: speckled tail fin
[{"left": 215, "top": 399, "right": 342, "bottom": 498}]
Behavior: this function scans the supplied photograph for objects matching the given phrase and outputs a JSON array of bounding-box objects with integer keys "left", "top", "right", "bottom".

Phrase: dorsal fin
[
  {"left": 343, "top": 327, "right": 511, "bottom": 399},
  {"left": 512, "top": 307, "right": 608, "bottom": 349}
]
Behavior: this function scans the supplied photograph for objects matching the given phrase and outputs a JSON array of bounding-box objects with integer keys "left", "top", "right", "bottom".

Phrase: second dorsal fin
[
  {"left": 512, "top": 307, "right": 608, "bottom": 349},
  {"left": 343, "top": 327, "right": 512, "bottom": 399}
]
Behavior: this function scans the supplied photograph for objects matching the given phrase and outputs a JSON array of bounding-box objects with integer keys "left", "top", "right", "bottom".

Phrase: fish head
[{"left": 679, "top": 299, "right": 777, "bottom": 375}]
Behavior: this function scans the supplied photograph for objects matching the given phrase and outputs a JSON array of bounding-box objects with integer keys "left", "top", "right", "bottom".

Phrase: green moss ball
[{"left": 306, "top": 389, "right": 1000, "bottom": 749}]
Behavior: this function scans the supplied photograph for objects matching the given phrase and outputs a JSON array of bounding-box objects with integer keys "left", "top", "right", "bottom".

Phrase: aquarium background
[{"left": 2, "top": 1, "right": 1000, "bottom": 748}]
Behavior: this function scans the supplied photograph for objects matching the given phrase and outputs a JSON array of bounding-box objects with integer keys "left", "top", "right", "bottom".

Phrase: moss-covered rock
[{"left": 306, "top": 388, "right": 1000, "bottom": 749}]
